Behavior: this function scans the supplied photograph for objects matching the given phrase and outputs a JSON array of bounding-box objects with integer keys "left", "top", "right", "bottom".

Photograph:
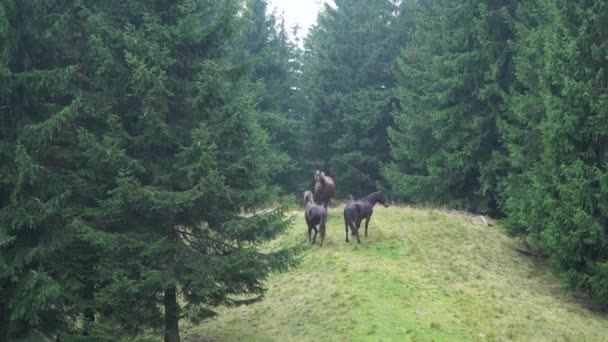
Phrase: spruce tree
[
  {"left": 499, "top": 0, "right": 549, "bottom": 236},
  {"left": 302, "top": 0, "right": 405, "bottom": 196},
  {"left": 504, "top": 0, "right": 608, "bottom": 303},
  {"left": 236, "top": 0, "right": 307, "bottom": 194},
  {"left": 1, "top": 0, "right": 297, "bottom": 340},
  {"left": 384, "top": 0, "right": 516, "bottom": 214},
  {"left": 0, "top": 1, "right": 102, "bottom": 339}
]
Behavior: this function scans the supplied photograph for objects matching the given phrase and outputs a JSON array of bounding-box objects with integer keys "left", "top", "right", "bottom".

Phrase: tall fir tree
[
  {"left": 236, "top": 0, "right": 308, "bottom": 194},
  {"left": 499, "top": 0, "right": 549, "bottom": 236},
  {"left": 302, "top": 0, "right": 405, "bottom": 197},
  {"left": 0, "top": 1, "right": 101, "bottom": 339},
  {"left": 384, "top": 0, "right": 516, "bottom": 214},
  {"left": 0, "top": 1, "right": 297, "bottom": 341},
  {"left": 504, "top": 0, "right": 608, "bottom": 303}
]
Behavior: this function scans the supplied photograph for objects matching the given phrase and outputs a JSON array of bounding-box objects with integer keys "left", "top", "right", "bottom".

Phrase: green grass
[{"left": 184, "top": 206, "right": 608, "bottom": 341}]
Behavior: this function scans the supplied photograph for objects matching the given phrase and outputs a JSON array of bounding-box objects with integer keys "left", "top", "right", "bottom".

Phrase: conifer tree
[
  {"left": 499, "top": 0, "right": 549, "bottom": 236},
  {"left": 0, "top": 1, "right": 99, "bottom": 339},
  {"left": 302, "top": 0, "right": 405, "bottom": 196},
  {"left": 236, "top": 0, "right": 307, "bottom": 194},
  {"left": 384, "top": 0, "right": 516, "bottom": 214},
  {"left": 504, "top": 0, "right": 608, "bottom": 302},
  {"left": 1, "top": 1, "right": 297, "bottom": 340}
]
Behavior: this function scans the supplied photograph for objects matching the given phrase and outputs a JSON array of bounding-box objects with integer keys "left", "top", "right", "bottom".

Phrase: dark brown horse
[
  {"left": 343, "top": 191, "right": 389, "bottom": 243},
  {"left": 304, "top": 191, "right": 328, "bottom": 247},
  {"left": 313, "top": 170, "right": 336, "bottom": 209}
]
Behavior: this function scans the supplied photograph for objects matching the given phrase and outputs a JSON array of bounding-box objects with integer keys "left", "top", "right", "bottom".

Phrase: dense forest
[{"left": 1, "top": 0, "right": 607, "bottom": 341}]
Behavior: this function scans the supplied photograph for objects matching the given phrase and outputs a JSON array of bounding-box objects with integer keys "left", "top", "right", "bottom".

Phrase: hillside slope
[{"left": 184, "top": 206, "right": 608, "bottom": 341}]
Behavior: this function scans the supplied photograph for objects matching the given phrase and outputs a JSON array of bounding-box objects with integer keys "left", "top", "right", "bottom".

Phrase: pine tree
[
  {"left": 499, "top": 0, "right": 549, "bottom": 236},
  {"left": 504, "top": 0, "right": 608, "bottom": 303},
  {"left": 384, "top": 0, "right": 516, "bottom": 214},
  {"left": 1, "top": 0, "right": 297, "bottom": 340},
  {"left": 302, "top": 0, "right": 405, "bottom": 197},
  {"left": 0, "top": 1, "right": 103, "bottom": 339},
  {"left": 236, "top": 0, "right": 308, "bottom": 194}
]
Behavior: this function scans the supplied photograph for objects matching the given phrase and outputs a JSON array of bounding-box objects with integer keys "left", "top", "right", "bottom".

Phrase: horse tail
[
  {"left": 354, "top": 203, "right": 362, "bottom": 222},
  {"left": 343, "top": 207, "right": 349, "bottom": 226},
  {"left": 344, "top": 206, "right": 352, "bottom": 225}
]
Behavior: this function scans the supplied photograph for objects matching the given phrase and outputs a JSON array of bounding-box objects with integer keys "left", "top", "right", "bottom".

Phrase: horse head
[
  {"left": 364, "top": 191, "right": 389, "bottom": 207},
  {"left": 313, "top": 170, "right": 335, "bottom": 208},
  {"left": 303, "top": 191, "right": 314, "bottom": 206},
  {"left": 314, "top": 170, "right": 325, "bottom": 185},
  {"left": 376, "top": 192, "right": 389, "bottom": 207}
]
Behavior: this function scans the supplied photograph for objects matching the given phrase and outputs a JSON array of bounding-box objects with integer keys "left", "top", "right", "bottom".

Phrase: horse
[
  {"left": 343, "top": 191, "right": 389, "bottom": 243},
  {"left": 313, "top": 170, "right": 336, "bottom": 209},
  {"left": 304, "top": 191, "right": 328, "bottom": 247}
]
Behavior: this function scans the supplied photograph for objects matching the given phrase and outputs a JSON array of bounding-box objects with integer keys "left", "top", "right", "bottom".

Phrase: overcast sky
[{"left": 268, "top": 0, "right": 326, "bottom": 41}]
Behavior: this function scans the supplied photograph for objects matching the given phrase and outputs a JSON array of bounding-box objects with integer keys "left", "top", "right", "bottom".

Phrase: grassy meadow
[{"left": 184, "top": 206, "right": 608, "bottom": 341}]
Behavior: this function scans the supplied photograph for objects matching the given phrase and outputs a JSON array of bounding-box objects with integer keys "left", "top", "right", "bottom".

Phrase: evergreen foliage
[
  {"left": 236, "top": 0, "right": 308, "bottom": 194},
  {"left": 384, "top": 0, "right": 516, "bottom": 214},
  {"left": 1, "top": 1, "right": 91, "bottom": 338},
  {"left": 0, "top": 0, "right": 297, "bottom": 340},
  {"left": 2, "top": 0, "right": 608, "bottom": 338},
  {"left": 301, "top": 0, "right": 405, "bottom": 197},
  {"left": 503, "top": 0, "right": 608, "bottom": 303}
]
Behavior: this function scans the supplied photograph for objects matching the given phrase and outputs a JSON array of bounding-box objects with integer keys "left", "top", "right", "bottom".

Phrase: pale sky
[{"left": 268, "top": 0, "right": 326, "bottom": 41}]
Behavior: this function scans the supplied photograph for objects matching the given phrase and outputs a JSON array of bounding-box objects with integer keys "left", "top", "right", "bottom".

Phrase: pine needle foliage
[
  {"left": 384, "top": 0, "right": 516, "bottom": 215},
  {"left": 301, "top": 0, "right": 406, "bottom": 197},
  {"left": 236, "top": 0, "right": 308, "bottom": 194},
  {"left": 503, "top": 0, "right": 608, "bottom": 304},
  {"left": 0, "top": 1, "right": 297, "bottom": 340}
]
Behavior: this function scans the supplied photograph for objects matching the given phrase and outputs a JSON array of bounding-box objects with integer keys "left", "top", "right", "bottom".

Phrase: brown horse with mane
[
  {"left": 343, "top": 191, "right": 389, "bottom": 243},
  {"left": 304, "top": 191, "right": 328, "bottom": 247},
  {"left": 313, "top": 170, "right": 336, "bottom": 208}
]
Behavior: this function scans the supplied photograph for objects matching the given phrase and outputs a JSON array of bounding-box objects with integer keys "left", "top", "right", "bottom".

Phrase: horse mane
[{"left": 365, "top": 191, "right": 383, "bottom": 203}]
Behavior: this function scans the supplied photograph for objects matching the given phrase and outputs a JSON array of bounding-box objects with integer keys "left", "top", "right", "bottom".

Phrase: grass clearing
[{"left": 184, "top": 206, "right": 608, "bottom": 341}]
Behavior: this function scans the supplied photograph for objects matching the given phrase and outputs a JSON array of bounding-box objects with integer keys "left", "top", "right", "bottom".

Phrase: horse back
[
  {"left": 324, "top": 177, "right": 336, "bottom": 193},
  {"left": 359, "top": 201, "right": 373, "bottom": 218},
  {"left": 306, "top": 205, "right": 327, "bottom": 225},
  {"left": 314, "top": 176, "right": 335, "bottom": 200},
  {"left": 343, "top": 202, "right": 361, "bottom": 224}
]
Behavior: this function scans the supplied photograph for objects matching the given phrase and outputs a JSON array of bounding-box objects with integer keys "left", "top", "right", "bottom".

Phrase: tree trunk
[
  {"left": 164, "top": 287, "right": 180, "bottom": 342},
  {"left": 0, "top": 290, "right": 9, "bottom": 342},
  {"left": 82, "top": 281, "right": 95, "bottom": 335}
]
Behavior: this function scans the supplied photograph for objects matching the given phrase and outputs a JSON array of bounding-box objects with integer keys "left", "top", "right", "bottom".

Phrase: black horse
[
  {"left": 343, "top": 191, "right": 389, "bottom": 243},
  {"left": 304, "top": 191, "right": 328, "bottom": 247}
]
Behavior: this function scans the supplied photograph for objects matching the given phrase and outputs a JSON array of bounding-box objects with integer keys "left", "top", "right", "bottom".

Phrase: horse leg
[
  {"left": 308, "top": 225, "right": 312, "bottom": 244},
  {"left": 365, "top": 216, "right": 371, "bottom": 237},
  {"left": 345, "top": 222, "right": 349, "bottom": 243},
  {"left": 312, "top": 227, "right": 318, "bottom": 244},
  {"left": 319, "top": 223, "right": 326, "bottom": 247},
  {"left": 348, "top": 220, "right": 360, "bottom": 244}
]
